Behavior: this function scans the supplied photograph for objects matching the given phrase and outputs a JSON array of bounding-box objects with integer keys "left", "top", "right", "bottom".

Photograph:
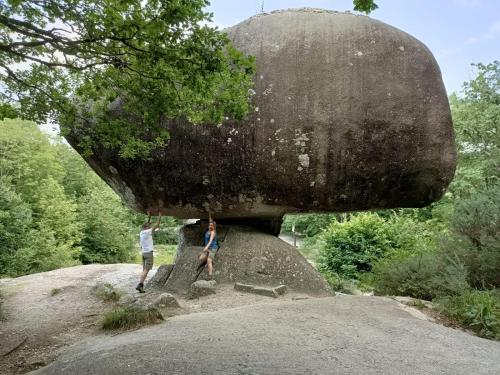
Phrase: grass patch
[
  {"left": 154, "top": 245, "right": 177, "bottom": 265},
  {"left": 412, "top": 299, "right": 427, "bottom": 309},
  {"left": 100, "top": 305, "right": 163, "bottom": 330},
  {"left": 297, "top": 237, "right": 321, "bottom": 265},
  {"left": 322, "top": 272, "right": 358, "bottom": 294},
  {"left": 436, "top": 289, "right": 500, "bottom": 340},
  {"left": 93, "top": 283, "right": 122, "bottom": 302},
  {"left": 50, "top": 287, "right": 61, "bottom": 296}
]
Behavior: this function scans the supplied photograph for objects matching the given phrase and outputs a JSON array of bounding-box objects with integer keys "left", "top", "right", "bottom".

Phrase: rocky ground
[
  {"left": 1, "top": 264, "right": 499, "bottom": 375},
  {"left": 0, "top": 264, "right": 317, "bottom": 374}
]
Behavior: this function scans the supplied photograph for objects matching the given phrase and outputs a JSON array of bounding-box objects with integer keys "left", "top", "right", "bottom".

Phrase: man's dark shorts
[{"left": 142, "top": 252, "right": 154, "bottom": 271}]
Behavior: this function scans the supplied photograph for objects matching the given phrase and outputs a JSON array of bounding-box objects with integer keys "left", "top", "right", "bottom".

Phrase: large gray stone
[
  {"left": 66, "top": 8, "right": 456, "bottom": 224},
  {"left": 164, "top": 224, "right": 331, "bottom": 296},
  {"left": 188, "top": 280, "right": 217, "bottom": 299},
  {"left": 146, "top": 264, "right": 174, "bottom": 289},
  {"left": 153, "top": 293, "right": 181, "bottom": 309}
]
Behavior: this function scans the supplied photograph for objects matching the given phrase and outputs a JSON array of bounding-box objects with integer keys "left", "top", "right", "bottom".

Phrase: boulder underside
[{"left": 67, "top": 9, "right": 456, "bottom": 226}]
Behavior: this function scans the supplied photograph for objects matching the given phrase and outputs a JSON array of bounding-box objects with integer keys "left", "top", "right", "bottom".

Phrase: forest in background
[
  {"left": 1, "top": 61, "right": 498, "bottom": 339},
  {"left": 0, "top": 119, "right": 180, "bottom": 276}
]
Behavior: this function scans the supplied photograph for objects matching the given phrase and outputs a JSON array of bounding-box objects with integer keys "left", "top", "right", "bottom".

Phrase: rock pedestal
[{"left": 155, "top": 223, "right": 331, "bottom": 296}]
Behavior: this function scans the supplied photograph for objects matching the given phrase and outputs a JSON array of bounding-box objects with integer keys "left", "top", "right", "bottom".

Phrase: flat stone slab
[
  {"left": 234, "top": 283, "right": 287, "bottom": 298},
  {"left": 189, "top": 280, "right": 216, "bottom": 299}
]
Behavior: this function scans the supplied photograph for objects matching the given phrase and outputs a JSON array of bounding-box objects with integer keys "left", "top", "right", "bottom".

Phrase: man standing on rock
[{"left": 136, "top": 210, "right": 161, "bottom": 293}]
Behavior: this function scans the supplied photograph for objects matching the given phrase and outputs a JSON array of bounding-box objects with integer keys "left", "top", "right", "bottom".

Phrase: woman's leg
[{"left": 207, "top": 257, "right": 213, "bottom": 276}]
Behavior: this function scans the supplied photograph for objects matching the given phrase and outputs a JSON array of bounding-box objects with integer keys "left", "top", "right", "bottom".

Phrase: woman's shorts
[{"left": 207, "top": 249, "right": 217, "bottom": 260}]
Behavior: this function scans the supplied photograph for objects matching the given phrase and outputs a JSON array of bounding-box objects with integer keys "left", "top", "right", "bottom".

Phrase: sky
[{"left": 205, "top": 0, "right": 500, "bottom": 94}]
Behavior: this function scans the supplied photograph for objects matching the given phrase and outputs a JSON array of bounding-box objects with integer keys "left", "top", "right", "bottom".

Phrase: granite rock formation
[{"left": 67, "top": 9, "right": 456, "bottom": 232}]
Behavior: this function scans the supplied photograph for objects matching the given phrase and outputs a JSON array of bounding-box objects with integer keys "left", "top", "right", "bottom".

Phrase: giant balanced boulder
[{"left": 67, "top": 9, "right": 456, "bottom": 228}]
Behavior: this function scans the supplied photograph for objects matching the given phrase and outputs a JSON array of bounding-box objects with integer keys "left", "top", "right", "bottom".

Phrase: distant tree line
[{"left": 0, "top": 119, "right": 180, "bottom": 276}]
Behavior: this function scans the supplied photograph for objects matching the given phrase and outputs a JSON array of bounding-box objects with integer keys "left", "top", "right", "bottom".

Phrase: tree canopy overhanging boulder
[{"left": 66, "top": 9, "right": 456, "bottom": 224}]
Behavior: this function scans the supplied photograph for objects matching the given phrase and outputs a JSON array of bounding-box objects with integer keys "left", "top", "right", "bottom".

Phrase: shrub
[
  {"left": 317, "top": 213, "right": 425, "bottom": 280},
  {"left": 436, "top": 290, "right": 500, "bottom": 339},
  {"left": 101, "top": 305, "right": 163, "bottom": 330},
  {"left": 372, "top": 252, "right": 470, "bottom": 300},
  {"left": 442, "top": 184, "right": 500, "bottom": 288}
]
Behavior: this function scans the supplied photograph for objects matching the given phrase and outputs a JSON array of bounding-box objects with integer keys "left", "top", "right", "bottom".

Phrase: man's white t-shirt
[{"left": 139, "top": 228, "right": 154, "bottom": 253}]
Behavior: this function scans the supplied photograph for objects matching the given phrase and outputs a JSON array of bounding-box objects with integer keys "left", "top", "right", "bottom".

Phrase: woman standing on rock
[{"left": 199, "top": 216, "right": 219, "bottom": 279}]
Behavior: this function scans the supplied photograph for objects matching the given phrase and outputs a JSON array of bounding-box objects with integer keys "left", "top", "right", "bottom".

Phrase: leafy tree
[
  {"left": 0, "top": 101, "right": 19, "bottom": 119},
  {"left": 449, "top": 61, "right": 500, "bottom": 197},
  {"left": 77, "top": 185, "right": 135, "bottom": 264},
  {"left": 0, "top": 178, "right": 34, "bottom": 276},
  {"left": 54, "top": 140, "right": 100, "bottom": 199},
  {"left": 0, "top": 119, "right": 64, "bottom": 201},
  {"left": 0, "top": 0, "right": 255, "bottom": 158},
  {"left": 352, "top": 0, "right": 378, "bottom": 14},
  {"left": 23, "top": 177, "right": 81, "bottom": 273}
]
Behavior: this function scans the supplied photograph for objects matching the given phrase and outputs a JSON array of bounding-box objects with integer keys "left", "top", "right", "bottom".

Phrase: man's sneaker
[{"left": 135, "top": 283, "right": 145, "bottom": 293}]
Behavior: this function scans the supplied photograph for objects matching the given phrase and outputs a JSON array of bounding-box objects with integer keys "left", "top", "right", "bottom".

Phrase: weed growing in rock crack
[
  {"left": 50, "top": 288, "right": 62, "bottom": 296},
  {"left": 100, "top": 305, "right": 163, "bottom": 330}
]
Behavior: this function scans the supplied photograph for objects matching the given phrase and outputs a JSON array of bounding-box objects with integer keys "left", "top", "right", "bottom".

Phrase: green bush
[
  {"left": 436, "top": 290, "right": 500, "bottom": 339},
  {"left": 372, "top": 252, "right": 470, "bottom": 300},
  {"left": 317, "top": 213, "right": 425, "bottom": 280},
  {"left": 442, "top": 184, "right": 500, "bottom": 289}
]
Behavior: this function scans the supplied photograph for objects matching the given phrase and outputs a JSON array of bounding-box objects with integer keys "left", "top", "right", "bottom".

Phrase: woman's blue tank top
[{"left": 204, "top": 230, "right": 219, "bottom": 250}]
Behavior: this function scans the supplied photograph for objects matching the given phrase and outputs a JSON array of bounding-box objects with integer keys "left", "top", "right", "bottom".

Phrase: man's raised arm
[
  {"left": 143, "top": 210, "right": 152, "bottom": 227},
  {"left": 153, "top": 212, "right": 162, "bottom": 231}
]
